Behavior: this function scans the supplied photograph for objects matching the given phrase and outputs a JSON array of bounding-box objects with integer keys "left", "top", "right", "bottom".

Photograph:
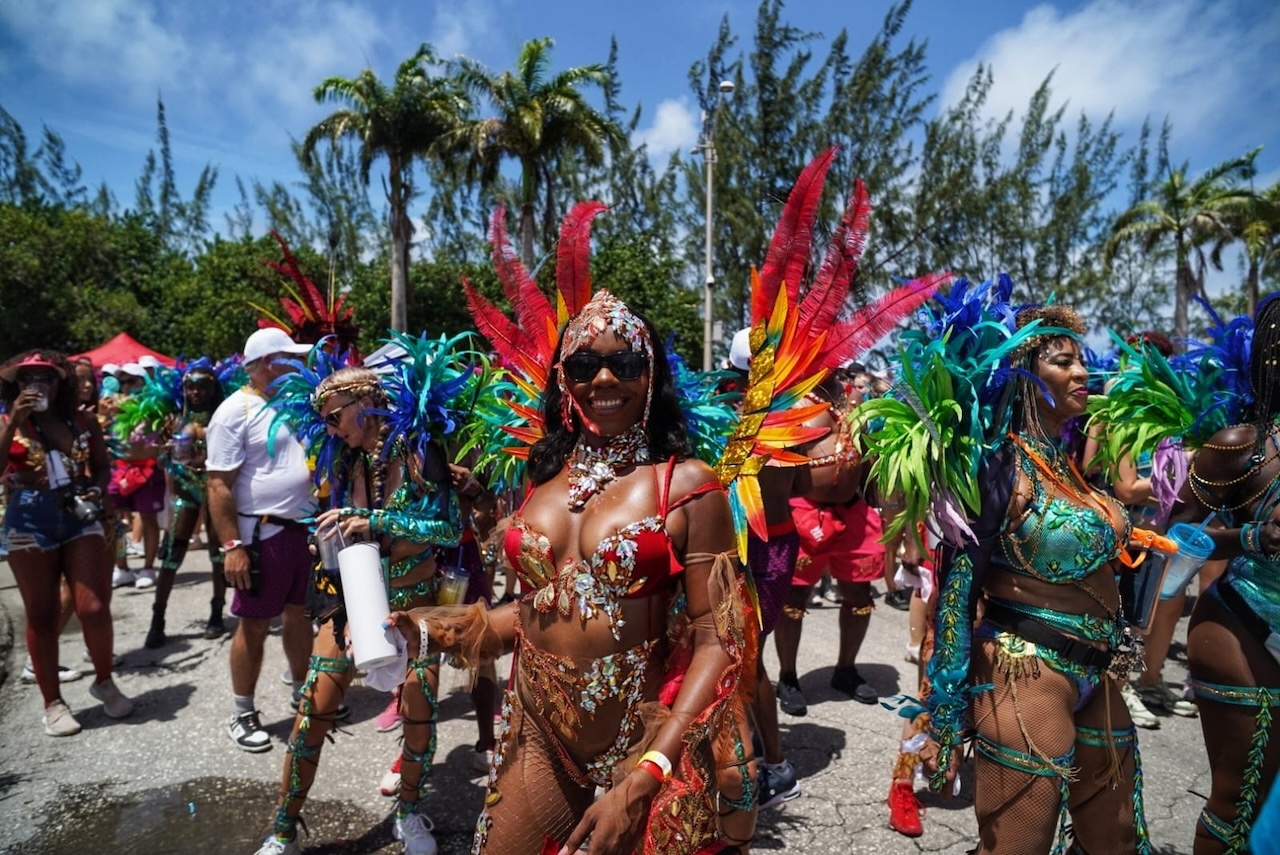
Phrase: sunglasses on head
[
  {"left": 323, "top": 400, "right": 358, "bottom": 427},
  {"left": 562, "top": 350, "right": 648, "bottom": 383}
]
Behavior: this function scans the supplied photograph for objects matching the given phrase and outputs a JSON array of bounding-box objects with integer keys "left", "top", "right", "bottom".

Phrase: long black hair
[
  {"left": 1250, "top": 293, "right": 1280, "bottom": 423},
  {"left": 527, "top": 310, "right": 691, "bottom": 486},
  {"left": 0, "top": 349, "right": 79, "bottom": 422}
]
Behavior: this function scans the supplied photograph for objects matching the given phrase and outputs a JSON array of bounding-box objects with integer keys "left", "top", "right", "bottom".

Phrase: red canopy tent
[{"left": 75, "top": 333, "right": 175, "bottom": 368}]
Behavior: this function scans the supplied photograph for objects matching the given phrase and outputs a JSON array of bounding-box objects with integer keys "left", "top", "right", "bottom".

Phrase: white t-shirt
[{"left": 205, "top": 387, "right": 313, "bottom": 542}]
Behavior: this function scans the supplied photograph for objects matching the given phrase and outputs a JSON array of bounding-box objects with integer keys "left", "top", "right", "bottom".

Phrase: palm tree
[
  {"left": 1105, "top": 148, "right": 1259, "bottom": 339},
  {"left": 302, "top": 44, "right": 468, "bottom": 331},
  {"left": 1220, "top": 177, "right": 1280, "bottom": 315},
  {"left": 452, "top": 37, "right": 625, "bottom": 268}
]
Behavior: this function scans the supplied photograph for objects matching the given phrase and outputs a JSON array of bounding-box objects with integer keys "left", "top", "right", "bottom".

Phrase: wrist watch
[{"left": 220, "top": 539, "right": 245, "bottom": 553}]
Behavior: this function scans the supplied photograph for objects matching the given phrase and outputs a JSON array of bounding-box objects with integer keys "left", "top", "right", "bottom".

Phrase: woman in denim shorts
[{"left": 1, "top": 349, "right": 133, "bottom": 736}]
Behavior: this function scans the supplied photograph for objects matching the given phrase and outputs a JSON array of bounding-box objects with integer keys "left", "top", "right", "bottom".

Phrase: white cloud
[
  {"left": 633, "top": 98, "right": 699, "bottom": 162},
  {"left": 430, "top": 0, "right": 500, "bottom": 60},
  {"left": 938, "top": 0, "right": 1280, "bottom": 145}
]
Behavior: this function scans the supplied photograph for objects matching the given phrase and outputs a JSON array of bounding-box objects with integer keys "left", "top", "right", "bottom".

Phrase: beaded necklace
[
  {"left": 565, "top": 423, "right": 650, "bottom": 510},
  {"left": 1189, "top": 420, "right": 1280, "bottom": 512},
  {"left": 1005, "top": 434, "right": 1124, "bottom": 617}
]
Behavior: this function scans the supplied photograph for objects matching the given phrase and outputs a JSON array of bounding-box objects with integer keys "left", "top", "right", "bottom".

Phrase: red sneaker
[
  {"left": 888, "top": 780, "right": 924, "bottom": 837},
  {"left": 378, "top": 754, "right": 403, "bottom": 797}
]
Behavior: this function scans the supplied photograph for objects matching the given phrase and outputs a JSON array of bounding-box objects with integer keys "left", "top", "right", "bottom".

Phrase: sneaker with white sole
[
  {"left": 111, "top": 567, "right": 137, "bottom": 588},
  {"left": 89, "top": 678, "right": 135, "bottom": 718},
  {"left": 379, "top": 756, "right": 403, "bottom": 797},
  {"left": 1121, "top": 682, "right": 1159, "bottom": 729},
  {"left": 253, "top": 834, "right": 300, "bottom": 855},
  {"left": 126, "top": 541, "right": 145, "bottom": 558},
  {"left": 42, "top": 699, "right": 82, "bottom": 737},
  {"left": 228, "top": 710, "right": 272, "bottom": 752},
  {"left": 758, "top": 759, "right": 801, "bottom": 809},
  {"left": 1135, "top": 681, "right": 1198, "bottom": 718},
  {"left": 22, "top": 661, "right": 83, "bottom": 683},
  {"left": 393, "top": 810, "right": 438, "bottom": 855},
  {"left": 134, "top": 568, "right": 157, "bottom": 589}
]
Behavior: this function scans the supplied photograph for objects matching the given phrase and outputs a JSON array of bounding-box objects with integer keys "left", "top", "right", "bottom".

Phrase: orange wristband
[{"left": 637, "top": 759, "right": 665, "bottom": 783}]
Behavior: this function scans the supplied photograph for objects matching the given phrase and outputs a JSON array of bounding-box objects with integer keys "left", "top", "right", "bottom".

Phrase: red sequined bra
[{"left": 503, "top": 459, "right": 721, "bottom": 640}]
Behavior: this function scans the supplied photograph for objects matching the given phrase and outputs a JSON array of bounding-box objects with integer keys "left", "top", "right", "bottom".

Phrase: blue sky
[{"left": 2, "top": 0, "right": 1278, "bottom": 234}]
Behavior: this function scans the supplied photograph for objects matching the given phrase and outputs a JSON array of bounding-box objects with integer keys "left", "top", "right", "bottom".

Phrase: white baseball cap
[
  {"left": 101, "top": 362, "right": 120, "bottom": 375},
  {"left": 120, "top": 363, "right": 148, "bottom": 378},
  {"left": 243, "top": 328, "right": 311, "bottom": 364},
  {"left": 728, "top": 328, "right": 752, "bottom": 372},
  {"left": 137, "top": 355, "right": 161, "bottom": 369}
]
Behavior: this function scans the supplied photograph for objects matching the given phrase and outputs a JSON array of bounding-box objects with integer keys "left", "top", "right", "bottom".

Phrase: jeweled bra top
[
  {"left": 503, "top": 459, "right": 719, "bottom": 640},
  {"left": 999, "top": 437, "right": 1129, "bottom": 583}
]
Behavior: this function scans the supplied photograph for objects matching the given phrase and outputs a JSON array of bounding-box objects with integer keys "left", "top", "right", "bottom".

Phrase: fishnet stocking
[
  {"left": 970, "top": 638, "right": 1142, "bottom": 855},
  {"left": 474, "top": 696, "right": 595, "bottom": 854}
]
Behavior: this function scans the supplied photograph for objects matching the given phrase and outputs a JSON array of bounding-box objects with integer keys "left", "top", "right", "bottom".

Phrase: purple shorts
[
  {"left": 748, "top": 527, "right": 801, "bottom": 636},
  {"left": 108, "top": 464, "right": 166, "bottom": 514},
  {"left": 231, "top": 526, "right": 311, "bottom": 619}
]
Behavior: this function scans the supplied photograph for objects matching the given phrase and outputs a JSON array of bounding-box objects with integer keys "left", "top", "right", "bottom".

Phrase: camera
[{"left": 65, "top": 491, "right": 104, "bottom": 523}]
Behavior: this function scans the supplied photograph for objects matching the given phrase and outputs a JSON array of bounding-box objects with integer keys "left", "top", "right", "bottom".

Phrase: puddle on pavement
[{"left": 18, "top": 777, "right": 421, "bottom": 853}]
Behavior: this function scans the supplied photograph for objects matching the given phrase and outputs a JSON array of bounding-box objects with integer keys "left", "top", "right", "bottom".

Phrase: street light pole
[{"left": 701, "top": 80, "right": 734, "bottom": 372}]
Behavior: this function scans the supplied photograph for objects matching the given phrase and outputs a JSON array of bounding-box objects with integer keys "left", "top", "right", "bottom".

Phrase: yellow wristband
[{"left": 639, "top": 750, "right": 672, "bottom": 780}]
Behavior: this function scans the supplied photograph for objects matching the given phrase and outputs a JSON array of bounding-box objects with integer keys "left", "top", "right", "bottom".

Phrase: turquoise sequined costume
[
  {"left": 927, "top": 435, "right": 1150, "bottom": 855},
  {"left": 1189, "top": 470, "right": 1280, "bottom": 854}
]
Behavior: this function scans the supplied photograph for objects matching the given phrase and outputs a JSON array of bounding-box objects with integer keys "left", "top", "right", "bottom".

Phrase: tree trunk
[
  {"left": 519, "top": 159, "right": 538, "bottom": 270},
  {"left": 519, "top": 201, "right": 536, "bottom": 272},
  {"left": 388, "top": 159, "right": 411, "bottom": 333},
  {"left": 1248, "top": 256, "right": 1260, "bottom": 318},
  {"left": 1173, "top": 261, "right": 1191, "bottom": 343}
]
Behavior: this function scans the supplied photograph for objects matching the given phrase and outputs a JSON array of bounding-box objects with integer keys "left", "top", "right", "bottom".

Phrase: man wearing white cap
[
  {"left": 205, "top": 327, "right": 314, "bottom": 753},
  {"left": 137, "top": 354, "right": 161, "bottom": 377}
]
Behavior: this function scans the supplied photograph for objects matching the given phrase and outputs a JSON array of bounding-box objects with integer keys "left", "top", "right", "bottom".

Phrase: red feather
[
  {"left": 807, "top": 271, "right": 950, "bottom": 379},
  {"left": 463, "top": 276, "right": 546, "bottom": 385},
  {"left": 556, "top": 201, "right": 609, "bottom": 317},
  {"left": 798, "top": 178, "right": 871, "bottom": 337},
  {"left": 263, "top": 231, "right": 328, "bottom": 322},
  {"left": 753, "top": 147, "right": 838, "bottom": 325},
  {"left": 488, "top": 207, "right": 555, "bottom": 355}
]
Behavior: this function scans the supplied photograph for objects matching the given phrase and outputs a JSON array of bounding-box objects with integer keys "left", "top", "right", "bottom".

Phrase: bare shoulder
[{"left": 666, "top": 457, "right": 724, "bottom": 507}]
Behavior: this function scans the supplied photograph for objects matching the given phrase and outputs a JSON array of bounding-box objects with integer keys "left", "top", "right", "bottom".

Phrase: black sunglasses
[
  {"left": 562, "top": 351, "right": 648, "bottom": 383},
  {"left": 323, "top": 400, "right": 358, "bottom": 427}
]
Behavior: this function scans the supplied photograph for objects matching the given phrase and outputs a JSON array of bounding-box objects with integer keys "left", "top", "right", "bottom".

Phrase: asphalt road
[{"left": 0, "top": 548, "right": 1211, "bottom": 854}]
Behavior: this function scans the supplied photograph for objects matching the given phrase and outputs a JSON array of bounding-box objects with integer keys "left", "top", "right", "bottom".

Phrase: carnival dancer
[
  {"left": 858, "top": 283, "right": 1156, "bottom": 854},
  {"left": 253, "top": 349, "right": 472, "bottom": 855},
  {"left": 113, "top": 359, "right": 229, "bottom": 647},
  {"left": 1170, "top": 293, "right": 1280, "bottom": 855}
]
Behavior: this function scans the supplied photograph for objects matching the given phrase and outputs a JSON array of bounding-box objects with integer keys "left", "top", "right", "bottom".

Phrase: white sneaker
[
  {"left": 393, "top": 811, "right": 438, "bottom": 855},
  {"left": 253, "top": 835, "right": 300, "bottom": 855},
  {"left": 134, "top": 568, "right": 157, "bottom": 590},
  {"left": 111, "top": 568, "right": 137, "bottom": 588},
  {"left": 22, "top": 660, "right": 83, "bottom": 683},
  {"left": 89, "top": 678, "right": 135, "bottom": 719},
  {"left": 126, "top": 540, "right": 145, "bottom": 557},
  {"left": 1121, "top": 682, "right": 1159, "bottom": 729},
  {"left": 379, "top": 762, "right": 402, "bottom": 797},
  {"left": 904, "top": 644, "right": 921, "bottom": 665},
  {"left": 42, "top": 699, "right": 82, "bottom": 737}
]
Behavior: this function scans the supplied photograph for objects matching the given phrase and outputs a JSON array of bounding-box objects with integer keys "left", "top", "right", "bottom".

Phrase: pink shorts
[{"left": 790, "top": 498, "right": 885, "bottom": 586}]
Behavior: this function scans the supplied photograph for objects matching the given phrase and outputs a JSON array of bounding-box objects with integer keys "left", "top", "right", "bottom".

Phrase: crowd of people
[{"left": 3, "top": 159, "right": 1278, "bottom": 855}]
